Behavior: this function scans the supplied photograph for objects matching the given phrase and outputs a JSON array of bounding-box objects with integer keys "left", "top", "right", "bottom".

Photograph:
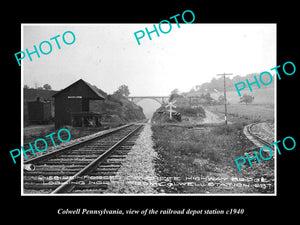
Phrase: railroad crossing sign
[{"left": 165, "top": 100, "right": 177, "bottom": 119}]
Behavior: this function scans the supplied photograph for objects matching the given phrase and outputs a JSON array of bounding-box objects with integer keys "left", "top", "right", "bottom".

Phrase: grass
[
  {"left": 152, "top": 122, "right": 246, "bottom": 166},
  {"left": 24, "top": 125, "right": 112, "bottom": 143},
  {"left": 206, "top": 104, "right": 274, "bottom": 122},
  {"left": 151, "top": 122, "right": 275, "bottom": 194},
  {"left": 210, "top": 86, "right": 275, "bottom": 105}
]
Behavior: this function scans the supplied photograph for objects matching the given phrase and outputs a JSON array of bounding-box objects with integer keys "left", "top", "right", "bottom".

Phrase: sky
[{"left": 22, "top": 23, "right": 276, "bottom": 96}]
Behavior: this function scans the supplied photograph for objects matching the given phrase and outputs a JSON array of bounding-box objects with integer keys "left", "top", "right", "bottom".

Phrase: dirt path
[
  {"left": 187, "top": 108, "right": 224, "bottom": 125},
  {"left": 201, "top": 109, "right": 224, "bottom": 124}
]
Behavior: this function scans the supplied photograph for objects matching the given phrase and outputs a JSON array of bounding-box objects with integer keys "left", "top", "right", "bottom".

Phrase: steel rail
[
  {"left": 247, "top": 123, "right": 272, "bottom": 147},
  {"left": 51, "top": 123, "right": 143, "bottom": 194},
  {"left": 24, "top": 123, "right": 135, "bottom": 165}
]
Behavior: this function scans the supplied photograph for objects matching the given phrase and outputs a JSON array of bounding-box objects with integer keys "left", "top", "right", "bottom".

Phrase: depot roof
[{"left": 52, "top": 79, "right": 106, "bottom": 100}]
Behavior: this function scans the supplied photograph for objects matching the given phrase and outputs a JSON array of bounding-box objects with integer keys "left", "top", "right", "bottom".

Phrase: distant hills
[
  {"left": 212, "top": 86, "right": 274, "bottom": 105},
  {"left": 183, "top": 73, "right": 275, "bottom": 105},
  {"left": 187, "top": 73, "right": 274, "bottom": 94}
]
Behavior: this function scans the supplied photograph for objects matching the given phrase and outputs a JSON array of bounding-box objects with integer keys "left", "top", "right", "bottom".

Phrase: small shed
[
  {"left": 27, "top": 97, "right": 52, "bottom": 124},
  {"left": 52, "top": 79, "right": 106, "bottom": 129}
]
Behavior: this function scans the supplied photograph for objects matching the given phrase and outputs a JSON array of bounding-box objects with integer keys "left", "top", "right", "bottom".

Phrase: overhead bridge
[
  {"left": 128, "top": 95, "right": 206, "bottom": 106},
  {"left": 128, "top": 96, "right": 170, "bottom": 105}
]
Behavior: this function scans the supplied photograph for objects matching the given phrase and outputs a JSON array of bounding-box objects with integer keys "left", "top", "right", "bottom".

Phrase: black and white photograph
[
  {"left": 3, "top": 4, "right": 298, "bottom": 220},
  {"left": 21, "top": 23, "right": 276, "bottom": 195}
]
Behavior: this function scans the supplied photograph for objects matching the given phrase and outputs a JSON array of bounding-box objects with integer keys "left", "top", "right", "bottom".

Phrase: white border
[
  {"left": 21, "top": 23, "right": 277, "bottom": 196},
  {"left": 274, "top": 26, "right": 277, "bottom": 196},
  {"left": 21, "top": 24, "right": 24, "bottom": 195}
]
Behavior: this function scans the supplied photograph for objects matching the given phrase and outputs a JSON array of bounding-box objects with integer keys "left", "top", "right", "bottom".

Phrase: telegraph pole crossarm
[
  {"left": 216, "top": 73, "right": 234, "bottom": 125},
  {"left": 165, "top": 100, "right": 177, "bottom": 120}
]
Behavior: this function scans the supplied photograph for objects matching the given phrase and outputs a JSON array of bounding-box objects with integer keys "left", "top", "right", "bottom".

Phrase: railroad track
[
  {"left": 243, "top": 122, "right": 274, "bottom": 158},
  {"left": 23, "top": 123, "right": 145, "bottom": 194},
  {"left": 245, "top": 123, "right": 272, "bottom": 147}
]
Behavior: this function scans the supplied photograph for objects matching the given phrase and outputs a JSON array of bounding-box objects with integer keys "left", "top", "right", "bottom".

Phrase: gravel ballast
[{"left": 104, "top": 123, "right": 159, "bottom": 194}]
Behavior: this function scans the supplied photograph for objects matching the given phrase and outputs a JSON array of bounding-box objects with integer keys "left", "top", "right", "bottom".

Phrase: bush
[
  {"left": 107, "top": 94, "right": 123, "bottom": 106},
  {"left": 177, "top": 106, "right": 206, "bottom": 117}
]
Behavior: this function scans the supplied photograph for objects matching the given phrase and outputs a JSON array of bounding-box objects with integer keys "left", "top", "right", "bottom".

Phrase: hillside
[
  {"left": 189, "top": 73, "right": 274, "bottom": 94},
  {"left": 185, "top": 73, "right": 275, "bottom": 105},
  {"left": 89, "top": 93, "right": 145, "bottom": 123},
  {"left": 211, "top": 86, "right": 274, "bottom": 105}
]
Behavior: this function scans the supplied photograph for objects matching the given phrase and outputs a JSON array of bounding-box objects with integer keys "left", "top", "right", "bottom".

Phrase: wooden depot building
[{"left": 52, "top": 79, "right": 105, "bottom": 129}]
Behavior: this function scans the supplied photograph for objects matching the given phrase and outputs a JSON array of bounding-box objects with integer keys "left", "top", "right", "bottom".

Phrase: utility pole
[{"left": 216, "top": 73, "right": 233, "bottom": 125}]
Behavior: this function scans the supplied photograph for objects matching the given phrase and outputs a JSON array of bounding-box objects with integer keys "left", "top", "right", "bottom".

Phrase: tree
[
  {"left": 169, "top": 93, "right": 184, "bottom": 102},
  {"left": 114, "top": 84, "right": 130, "bottom": 97},
  {"left": 239, "top": 94, "right": 254, "bottom": 105},
  {"left": 195, "top": 85, "right": 201, "bottom": 91},
  {"left": 170, "top": 88, "right": 179, "bottom": 95},
  {"left": 218, "top": 95, "right": 225, "bottom": 103},
  {"left": 24, "top": 84, "right": 30, "bottom": 89},
  {"left": 200, "top": 93, "right": 215, "bottom": 104},
  {"left": 43, "top": 84, "right": 52, "bottom": 90}
]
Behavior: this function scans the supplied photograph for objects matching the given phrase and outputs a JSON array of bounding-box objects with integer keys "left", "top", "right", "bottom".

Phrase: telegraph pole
[{"left": 216, "top": 73, "right": 233, "bottom": 125}]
